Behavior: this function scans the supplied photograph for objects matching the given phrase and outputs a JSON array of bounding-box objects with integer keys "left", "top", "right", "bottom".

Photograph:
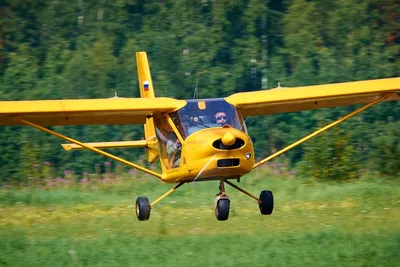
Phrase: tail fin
[{"left": 136, "top": 52, "right": 159, "bottom": 163}]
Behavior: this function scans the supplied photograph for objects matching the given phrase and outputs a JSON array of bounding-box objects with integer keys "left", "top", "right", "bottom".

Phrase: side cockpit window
[{"left": 154, "top": 116, "right": 181, "bottom": 169}]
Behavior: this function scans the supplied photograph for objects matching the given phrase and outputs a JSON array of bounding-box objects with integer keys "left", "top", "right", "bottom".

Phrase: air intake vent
[
  {"left": 213, "top": 138, "right": 245, "bottom": 150},
  {"left": 217, "top": 158, "right": 240, "bottom": 167}
]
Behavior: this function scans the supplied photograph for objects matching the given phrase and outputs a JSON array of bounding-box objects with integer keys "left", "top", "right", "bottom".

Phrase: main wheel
[
  {"left": 259, "top": 190, "right": 274, "bottom": 215},
  {"left": 215, "top": 197, "right": 230, "bottom": 221},
  {"left": 136, "top": 196, "right": 151, "bottom": 221}
]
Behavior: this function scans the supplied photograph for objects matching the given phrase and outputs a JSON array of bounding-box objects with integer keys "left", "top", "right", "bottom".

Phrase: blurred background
[
  {"left": 0, "top": 1, "right": 399, "bottom": 266},
  {"left": 0, "top": 0, "right": 398, "bottom": 181}
]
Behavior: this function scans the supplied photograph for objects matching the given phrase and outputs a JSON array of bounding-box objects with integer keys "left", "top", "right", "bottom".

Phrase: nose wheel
[
  {"left": 215, "top": 180, "right": 230, "bottom": 221},
  {"left": 215, "top": 197, "right": 230, "bottom": 220}
]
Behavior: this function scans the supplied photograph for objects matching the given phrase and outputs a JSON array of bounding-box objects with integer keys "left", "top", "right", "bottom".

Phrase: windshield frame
[{"left": 169, "top": 98, "right": 245, "bottom": 139}]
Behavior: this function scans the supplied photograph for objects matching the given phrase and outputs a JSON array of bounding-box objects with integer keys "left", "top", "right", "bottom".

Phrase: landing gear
[
  {"left": 135, "top": 182, "right": 185, "bottom": 221},
  {"left": 134, "top": 180, "right": 273, "bottom": 221},
  {"left": 215, "top": 180, "right": 230, "bottom": 221},
  {"left": 136, "top": 196, "right": 151, "bottom": 221},
  {"left": 259, "top": 190, "right": 274, "bottom": 215},
  {"left": 215, "top": 196, "right": 230, "bottom": 221},
  {"left": 222, "top": 180, "right": 274, "bottom": 219}
]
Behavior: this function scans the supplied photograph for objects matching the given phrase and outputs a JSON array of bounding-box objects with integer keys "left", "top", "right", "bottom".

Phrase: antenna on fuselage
[{"left": 108, "top": 92, "right": 119, "bottom": 99}]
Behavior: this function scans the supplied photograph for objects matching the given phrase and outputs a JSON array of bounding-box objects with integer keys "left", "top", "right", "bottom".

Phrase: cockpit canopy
[{"left": 170, "top": 99, "right": 245, "bottom": 139}]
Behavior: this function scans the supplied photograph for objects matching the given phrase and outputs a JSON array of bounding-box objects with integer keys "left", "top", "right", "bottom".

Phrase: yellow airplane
[{"left": 0, "top": 52, "right": 399, "bottom": 221}]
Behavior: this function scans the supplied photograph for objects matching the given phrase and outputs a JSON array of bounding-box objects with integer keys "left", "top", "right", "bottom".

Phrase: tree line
[{"left": 0, "top": 0, "right": 399, "bottom": 182}]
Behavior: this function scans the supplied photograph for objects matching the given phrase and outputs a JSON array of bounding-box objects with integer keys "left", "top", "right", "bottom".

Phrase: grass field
[{"left": 0, "top": 173, "right": 399, "bottom": 267}]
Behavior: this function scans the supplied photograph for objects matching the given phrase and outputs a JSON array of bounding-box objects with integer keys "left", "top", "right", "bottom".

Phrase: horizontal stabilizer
[{"left": 61, "top": 140, "right": 156, "bottom": 151}]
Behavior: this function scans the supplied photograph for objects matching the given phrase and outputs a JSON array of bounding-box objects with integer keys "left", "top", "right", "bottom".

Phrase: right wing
[
  {"left": 226, "top": 78, "right": 400, "bottom": 117},
  {"left": 0, "top": 97, "right": 186, "bottom": 126}
]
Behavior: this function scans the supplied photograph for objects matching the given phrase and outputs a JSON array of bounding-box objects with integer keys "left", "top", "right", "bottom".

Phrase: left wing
[
  {"left": 226, "top": 78, "right": 400, "bottom": 117},
  {"left": 0, "top": 97, "right": 186, "bottom": 126}
]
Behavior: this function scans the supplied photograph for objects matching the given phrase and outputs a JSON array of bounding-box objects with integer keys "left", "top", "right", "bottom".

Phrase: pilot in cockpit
[{"left": 214, "top": 111, "right": 229, "bottom": 125}]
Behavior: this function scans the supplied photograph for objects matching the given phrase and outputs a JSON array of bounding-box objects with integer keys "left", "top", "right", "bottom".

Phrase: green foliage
[
  {"left": 2, "top": 45, "right": 39, "bottom": 100},
  {"left": 0, "top": 0, "right": 398, "bottom": 182},
  {"left": 369, "top": 120, "right": 400, "bottom": 176},
  {"left": 299, "top": 118, "right": 361, "bottom": 181}
]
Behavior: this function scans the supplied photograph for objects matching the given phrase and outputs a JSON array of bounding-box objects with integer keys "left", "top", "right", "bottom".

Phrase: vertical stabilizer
[{"left": 136, "top": 52, "right": 159, "bottom": 163}]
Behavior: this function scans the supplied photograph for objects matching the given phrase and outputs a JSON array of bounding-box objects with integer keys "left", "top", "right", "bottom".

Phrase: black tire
[
  {"left": 259, "top": 190, "right": 274, "bottom": 215},
  {"left": 136, "top": 196, "right": 151, "bottom": 221},
  {"left": 215, "top": 198, "right": 230, "bottom": 221}
]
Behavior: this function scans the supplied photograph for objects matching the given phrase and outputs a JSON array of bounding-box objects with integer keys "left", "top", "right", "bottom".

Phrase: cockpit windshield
[{"left": 169, "top": 99, "right": 245, "bottom": 139}]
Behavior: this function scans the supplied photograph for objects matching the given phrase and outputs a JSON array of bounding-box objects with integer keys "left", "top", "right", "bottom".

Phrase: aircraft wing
[
  {"left": 225, "top": 78, "right": 400, "bottom": 117},
  {"left": 0, "top": 97, "right": 186, "bottom": 126}
]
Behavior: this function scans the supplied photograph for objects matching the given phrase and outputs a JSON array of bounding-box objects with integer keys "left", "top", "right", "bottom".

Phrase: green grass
[{"left": 0, "top": 174, "right": 399, "bottom": 266}]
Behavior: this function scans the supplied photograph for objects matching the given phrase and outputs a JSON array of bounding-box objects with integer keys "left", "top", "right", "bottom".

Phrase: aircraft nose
[{"left": 221, "top": 131, "right": 236, "bottom": 146}]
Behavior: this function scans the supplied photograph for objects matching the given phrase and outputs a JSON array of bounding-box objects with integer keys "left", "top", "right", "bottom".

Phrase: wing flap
[
  {"left": 226, "top": 78, "right": 400, "bottom": 116},
  {"left": 0, "top": 97, "right": 186, "bottom": 126}
]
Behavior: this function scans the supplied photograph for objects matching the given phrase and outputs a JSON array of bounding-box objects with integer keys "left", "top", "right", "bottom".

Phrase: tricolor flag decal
[{"left": 143, "top": 81, "right": 149, "bottom": 91}]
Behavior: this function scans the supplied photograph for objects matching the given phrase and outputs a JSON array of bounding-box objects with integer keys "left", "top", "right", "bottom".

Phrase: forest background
[{"left": 0, "top": 0, "right": 398, "bottom": 183}]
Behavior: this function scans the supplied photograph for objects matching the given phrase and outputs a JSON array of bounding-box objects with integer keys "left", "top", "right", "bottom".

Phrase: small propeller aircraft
[{"left": 1, "top": 52, "right": 399, "bottom": 221}]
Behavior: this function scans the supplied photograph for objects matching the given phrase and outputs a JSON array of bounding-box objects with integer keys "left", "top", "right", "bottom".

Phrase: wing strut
[
  {"left": 253, "top": 94, "right": 389, "bottom": 169},
  {"left": 15, "top": 118, "right": 162, "bottom": 179}
]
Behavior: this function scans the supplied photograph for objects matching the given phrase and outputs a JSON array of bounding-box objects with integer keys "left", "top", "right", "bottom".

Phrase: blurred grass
[{"left": 0, "top": 174, "right": 399, "bottom": 266}]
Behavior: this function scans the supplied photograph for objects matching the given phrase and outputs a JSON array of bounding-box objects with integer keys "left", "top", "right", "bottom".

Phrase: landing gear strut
[
  {"left": 218, "top": 179, "right": 274, "bottom": 220},
  {"left": 135, "top": 182, "right": 185, "bottom": 221}
]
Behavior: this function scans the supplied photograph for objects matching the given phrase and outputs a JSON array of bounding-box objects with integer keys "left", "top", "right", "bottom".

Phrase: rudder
[{"left": 136, "top": 52, "right": 159, "bottom": 163}]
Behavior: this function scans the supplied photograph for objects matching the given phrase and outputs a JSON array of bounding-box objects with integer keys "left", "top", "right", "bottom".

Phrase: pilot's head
[{"left": 214, "top": 111, "right": 228, "bottom": 125}]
